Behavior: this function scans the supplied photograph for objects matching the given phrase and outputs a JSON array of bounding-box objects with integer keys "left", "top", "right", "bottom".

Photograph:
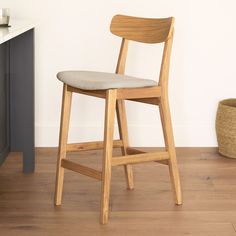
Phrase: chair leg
[
  {"left": 100, "top": 89, "right": 117, "bottom": 224},
  {"left": 159, "top": 97, "right": 182, "bottom": 205},
  {"left": 55, "top": 84, "right": 72, "bottom": 206},
  {"left": 116, "top": 100, "right": 134, "bottom": 190}
]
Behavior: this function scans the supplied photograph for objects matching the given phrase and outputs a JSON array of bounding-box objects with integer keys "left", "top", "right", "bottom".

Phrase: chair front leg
[
  {"left": 116, "top": 100, "right": 134, "bottom": 190},
  {"left": 159, "top": 96, "right": 182, "bottom": 205},
  {"left": 55, "top": 84, "right": 72, "bottom": 205},
  {"left": 100, "top": 89, "right": 117, "bottom": 224}
]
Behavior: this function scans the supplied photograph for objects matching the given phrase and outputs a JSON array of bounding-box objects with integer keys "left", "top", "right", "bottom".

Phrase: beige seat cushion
[{"left": 57, "top": 71, "right": 157, "bottom": 90}]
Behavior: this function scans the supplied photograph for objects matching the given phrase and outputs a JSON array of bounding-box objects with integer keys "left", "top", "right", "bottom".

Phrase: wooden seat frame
[{"left": 54, "top": 15, "right": 182, "bottom": 224}]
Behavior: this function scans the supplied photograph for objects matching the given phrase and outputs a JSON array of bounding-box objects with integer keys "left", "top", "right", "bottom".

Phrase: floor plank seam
[
  {"left": 232, "top": 223, "right": 236, "bottom": 233},
  {"left": 2, "top": 148, "right": 236, "bottom": 235}
]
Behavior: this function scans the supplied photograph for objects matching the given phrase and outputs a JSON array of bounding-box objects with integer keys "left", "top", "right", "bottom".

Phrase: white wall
[{"left": 2, "top": 0, "right": 236, "bottom": 147}]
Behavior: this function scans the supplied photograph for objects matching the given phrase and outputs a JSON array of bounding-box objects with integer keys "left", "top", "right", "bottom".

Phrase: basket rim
[{"left": 219, "top": 98, "right": 236, "bottom": 109}]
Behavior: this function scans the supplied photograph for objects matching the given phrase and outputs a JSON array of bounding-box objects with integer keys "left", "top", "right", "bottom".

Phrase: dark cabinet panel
[
  {"left": 0, "top": 29, "right": 34, "bottom": 172},
  {"left": 0, "top": 43, "right": 9, "bottom": 164}
]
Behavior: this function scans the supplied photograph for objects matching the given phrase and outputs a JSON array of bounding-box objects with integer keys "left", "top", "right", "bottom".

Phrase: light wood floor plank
[{"left": 0, "top": 148, "right": 236, "bottom": 235}]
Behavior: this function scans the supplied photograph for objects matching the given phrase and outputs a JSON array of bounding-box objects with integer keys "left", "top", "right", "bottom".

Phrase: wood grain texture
[
  {"left": 126, "top": 147, "right": 147, "bottom": 155},
  {"left": 100, "top": 89, "right": 117, "bottom": 224},
  {"left": 116, "top": 86, "right": 161, "bottom": 99},
  {"left": 67, "top": 85, "right": 106, "bottom": 99},
  {"left": 127, "top": 97, "right": 160, "bottom": 105},
  {"left": 115, "top": 38, "right": 129, "bottom": 74},
  {"left": 61, "top": 159, "right": 102, "bottom": 181},
  {"left": 112, "top": 151, "right": 169, "bottom": 166},
  {"left": 1, "top": 148, "right": 236, "bottom": 235},
  {"left": 54, "top": 14, "right": 181, "bottom": 225},
  {"left": 159, "top": 33, "right": 182, "bottom": 204},
  {"left": 158, "top": 33, "right": 181, "bottom": 205},
  {"left": 110, "top": 15, "right": 174, "bottom": 43},
  {"left": 54, "top": 84, "right": 72, "bottom": 206},
  {"left": 66, "top": 140, "right": 123, "bottom": 152},
  {"left": 159, "top": 30, "right": 174, "bottom": 88},
  {"left": 115, "top": 38, "right": 134, "bottom": 190},
  {"left": 159, "top": 96, "right": 182, "bottom": 205},
  {"left": 116, "top": 100, "right": 134, "bottom": 190}
]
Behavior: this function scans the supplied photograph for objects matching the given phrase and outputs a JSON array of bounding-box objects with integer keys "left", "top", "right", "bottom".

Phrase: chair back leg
[
  {"left": 159, "top": 97, "right": 182, "bottom": 205},
  {"left": 100, "top": 89, "right": 117, "bottom": 224},
  {"left": 116, "top": 100, "right": 134, "bottom": 190},
  {"left": 55, "top": 84, "right": 72, "bottom": 205}
]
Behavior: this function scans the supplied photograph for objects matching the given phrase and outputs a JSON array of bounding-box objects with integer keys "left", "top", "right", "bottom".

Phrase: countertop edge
[{"left": 0, "top": 20, "right": 36, "bottom": 45}]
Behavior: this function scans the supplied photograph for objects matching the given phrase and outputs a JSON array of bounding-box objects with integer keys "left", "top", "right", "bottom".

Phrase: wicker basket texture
[{"left": 216, "top": 99, "right": 236, "bottom": 158}]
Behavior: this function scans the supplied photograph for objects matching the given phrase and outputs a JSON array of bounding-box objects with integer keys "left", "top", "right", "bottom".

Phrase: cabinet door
[{"left": 0, "top": 43, "right": 9, "bottom": 163}]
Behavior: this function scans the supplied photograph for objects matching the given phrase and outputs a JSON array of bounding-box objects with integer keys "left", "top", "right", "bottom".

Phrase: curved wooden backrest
[{"left": 110, "top": 15, "right": 174, "bottom": 43}]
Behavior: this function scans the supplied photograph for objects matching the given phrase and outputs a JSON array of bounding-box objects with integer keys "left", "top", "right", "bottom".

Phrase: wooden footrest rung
[
  {"left": 112, "top": 151, "right": 170, "bottom": 166},
  {"left": 126, "top": 147, "right": 147, "bottom": 155},
  {"left": 126, "top": 147, "right": 169, "bottom": 165},
  {"left": 61, "top": 159, "right": 102, "bottom": 181},
  {"left": 67, "top": 140, "right": 123, "bottom": 152}
]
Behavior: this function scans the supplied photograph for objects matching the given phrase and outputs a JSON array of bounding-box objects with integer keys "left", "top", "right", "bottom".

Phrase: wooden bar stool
[{"left": 54, "top": 14, "right": 182, "bottom": 224}]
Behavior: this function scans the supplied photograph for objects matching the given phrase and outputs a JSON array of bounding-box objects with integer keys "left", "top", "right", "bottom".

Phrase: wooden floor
[{"left": 1, "top": 148, "right": 236, "bottom": 235}]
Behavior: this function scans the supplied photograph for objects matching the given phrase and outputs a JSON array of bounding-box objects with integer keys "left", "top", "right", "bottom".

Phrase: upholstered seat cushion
[{"left": 57, "top": 71, "right": 157, "bottom": 90}]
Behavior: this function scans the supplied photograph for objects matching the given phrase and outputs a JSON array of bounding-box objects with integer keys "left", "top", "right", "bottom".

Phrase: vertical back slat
[{"left": 116, "top": 38, "right": 129, "bottom": 74}]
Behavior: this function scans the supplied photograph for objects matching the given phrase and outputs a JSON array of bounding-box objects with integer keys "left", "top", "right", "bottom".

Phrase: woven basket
[{"left": 216, "top": 99, "right": 236, "bottom": 158}]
